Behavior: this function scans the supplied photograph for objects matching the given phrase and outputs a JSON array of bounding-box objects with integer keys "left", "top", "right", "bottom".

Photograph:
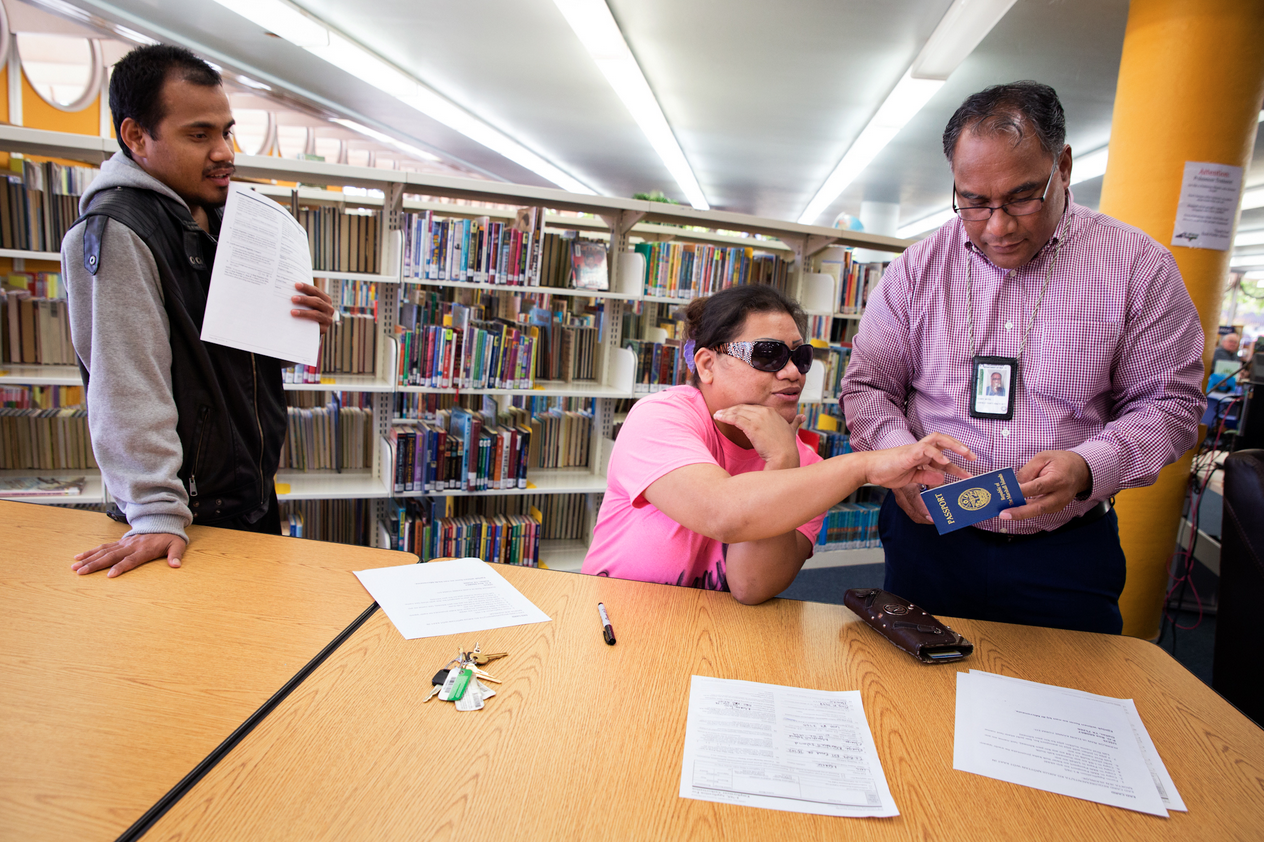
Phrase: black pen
[{"left": 597, "top": 602, "right": 616, "bottom": 645}]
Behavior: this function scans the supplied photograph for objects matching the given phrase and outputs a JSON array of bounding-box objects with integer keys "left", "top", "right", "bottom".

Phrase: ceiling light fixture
[
  {"left": 1235, "top": 229, "right": 1264, "bottom": 248},
  {"left": 333, "top": 118, "right": 441, "bottom": 163},
  {"left": 1241, "top": 185, "right": 1264, "bottom": 211},
  {"left": 798, "top": 0, "right": 1018, "bottom": 226},
  {"left": 896, "top": 208, "right": 957, "bottom": 239},
  {"left": 207, "top": 0, "right": 595, "bottom": 194},
  {"left": 551, "top": 0, "right": 708, "bottom": 210},
  {"left": 1069, "top": 145, "right": 1108, "bottom": 184}
]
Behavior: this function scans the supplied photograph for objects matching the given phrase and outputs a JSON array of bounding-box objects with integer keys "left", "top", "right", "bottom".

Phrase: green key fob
[{"left": 439, "top": 668, "right": 472, "bottom": 702}]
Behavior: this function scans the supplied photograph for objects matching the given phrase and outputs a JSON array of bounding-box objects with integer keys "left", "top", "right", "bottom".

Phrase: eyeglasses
[
  {"left": 953, "top": 159, "right": 1059, "bottom": 222},
  {"left": 716, "top": 340, "right": 813, "bottom": 374}
]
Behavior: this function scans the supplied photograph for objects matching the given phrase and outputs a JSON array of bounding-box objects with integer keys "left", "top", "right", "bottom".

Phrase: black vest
[{"left": 74, "top": 186, "right": 286, "bottom": 524}]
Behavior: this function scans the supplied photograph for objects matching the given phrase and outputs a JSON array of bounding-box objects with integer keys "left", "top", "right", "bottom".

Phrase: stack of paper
[
  {"left": 679, "top": 676, "right": 899, "bottom": 818},
  {"left": 954, "top": 670, "right": 1185, "bottom": 817}
]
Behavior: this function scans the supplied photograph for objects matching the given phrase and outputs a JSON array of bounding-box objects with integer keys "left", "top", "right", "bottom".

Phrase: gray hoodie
[{"left": 63, "top": 153, "right": 199, "bottom": 539}]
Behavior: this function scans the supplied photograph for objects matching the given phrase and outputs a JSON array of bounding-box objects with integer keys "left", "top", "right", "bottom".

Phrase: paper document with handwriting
[
  {"left": 954, "top": 670, "right": 1171, "bottom": 816},
  {"left": 680, "top": 676, "right": 898, "bottom": 818},
  {"left": 354, "top": 558, "right": 551, "bottom": 640},
  {"left": 200, "top": 183, "right": 319, "bottom": 365}
]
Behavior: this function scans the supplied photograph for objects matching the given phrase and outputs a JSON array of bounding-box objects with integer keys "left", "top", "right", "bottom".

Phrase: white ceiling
[{"left": 18, "top": 0, "right": 1264, "bottom": 245}]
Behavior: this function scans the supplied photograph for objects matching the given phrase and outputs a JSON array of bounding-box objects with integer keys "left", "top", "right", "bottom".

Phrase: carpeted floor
[{"left": 778, "top": 563, "right": 1217, "bottom": 687}]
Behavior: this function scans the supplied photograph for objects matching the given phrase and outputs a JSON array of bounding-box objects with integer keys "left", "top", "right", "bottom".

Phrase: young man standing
[{"left": 64, "top": 44, "right": 335, "bottom": 577}]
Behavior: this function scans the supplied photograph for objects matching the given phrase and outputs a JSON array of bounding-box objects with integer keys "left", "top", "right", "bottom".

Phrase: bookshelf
[{"left": 0, "top": 124, "right": 911, "bottom": 568}]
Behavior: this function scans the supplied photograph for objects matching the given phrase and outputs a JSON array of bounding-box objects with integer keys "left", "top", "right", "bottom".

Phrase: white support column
[{"left": 8, "top": 34, "right": 21, "bottom": 127}]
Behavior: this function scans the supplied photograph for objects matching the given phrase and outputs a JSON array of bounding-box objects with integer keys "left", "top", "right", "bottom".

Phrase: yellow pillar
[{"left": 1098, "top": 0, "right": 1264, "bottom": 638}]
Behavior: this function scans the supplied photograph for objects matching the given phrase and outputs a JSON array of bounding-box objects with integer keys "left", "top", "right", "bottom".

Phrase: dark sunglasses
[{"left": 716, "top": 340, "right": 813, "bottom": 374}]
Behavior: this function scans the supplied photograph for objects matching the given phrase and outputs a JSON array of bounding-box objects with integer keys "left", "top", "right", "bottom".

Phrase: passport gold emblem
[{"left": 957, "top": 487, "right": 991, "bottom": 511}]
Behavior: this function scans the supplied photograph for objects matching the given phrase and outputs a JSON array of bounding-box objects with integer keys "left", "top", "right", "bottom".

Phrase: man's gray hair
[{"left": 943, "top": 81, "right": 1066, "bottom": 164}]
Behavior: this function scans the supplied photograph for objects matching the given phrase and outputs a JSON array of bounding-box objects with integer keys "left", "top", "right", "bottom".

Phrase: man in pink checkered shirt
[{"left": 839, "top": 82, "right": 1206, "bottom": 634}]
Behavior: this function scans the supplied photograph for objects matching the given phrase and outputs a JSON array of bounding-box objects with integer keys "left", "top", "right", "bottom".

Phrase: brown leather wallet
[{"left": 843, "top": 588, "right": 973, "bottom": 664}]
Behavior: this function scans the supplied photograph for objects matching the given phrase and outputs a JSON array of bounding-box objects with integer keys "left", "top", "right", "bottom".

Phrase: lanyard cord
[{"left": 966, "top": 209, "right": 1069, "bottom": 362}]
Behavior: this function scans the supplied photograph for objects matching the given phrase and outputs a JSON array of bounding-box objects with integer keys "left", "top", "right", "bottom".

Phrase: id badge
[{"left": 970, "top": 356, "right": 1016, "bottom": 420}]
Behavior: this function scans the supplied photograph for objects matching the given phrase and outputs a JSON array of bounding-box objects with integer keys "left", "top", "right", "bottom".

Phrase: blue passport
[{"left": 920, "top": 468, "right": 1026, "bottom": 534}]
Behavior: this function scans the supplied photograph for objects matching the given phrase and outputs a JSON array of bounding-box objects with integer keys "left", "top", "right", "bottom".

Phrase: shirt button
[
  {"left": 1000, "top": 525, "right": 1008, "bottom": 534},
  {"left": 1005, "top": 320, "right": 1014, "bottom": 331},
  {"left": 1001, "top": 428, "right": 1010, "bottom": 437}
]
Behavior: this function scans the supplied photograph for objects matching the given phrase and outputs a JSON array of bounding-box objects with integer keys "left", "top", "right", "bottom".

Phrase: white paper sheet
[
  {"left": 679, "top": 676, "right": 898, "bottom": 818},
  {"left": 1171, "top": 160, "right": 1243, "bottom": 251},
  {"left": 968, "top": 671, "right": 1185, "bottom": 811},
  {"left": 353, "top": 558, "right": 551, "bottom": 640},
  {"left": 200, "top": 183, "right": 320, "bottom": 365},
  {"left": 954, "top": 671, "right": 1168, "bottom": 817}
]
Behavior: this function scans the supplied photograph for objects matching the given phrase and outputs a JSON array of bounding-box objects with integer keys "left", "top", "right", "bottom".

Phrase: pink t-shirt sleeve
[{"left": 611, "top": 390, "right": 724, "bottom": 505}]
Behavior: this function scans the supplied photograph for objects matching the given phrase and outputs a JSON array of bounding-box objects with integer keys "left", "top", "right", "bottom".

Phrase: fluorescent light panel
[
  {"left": 332, "top": 119, "right": 440, "bottom": 163},
  {"left": 552, "top": 0, "right": 708, "bottom": 210},
  {"left": 1242, "top": 185, "right": 1264, "bottom": 210},
  {"left": 897, "top": 208, "right": 956, "bottom": 239},
  {"left": 798, "top": 0, "right": 1017, "bottom": 226},
  {"left": 207, "top": 0, "right": 594, "bottom": 194}
]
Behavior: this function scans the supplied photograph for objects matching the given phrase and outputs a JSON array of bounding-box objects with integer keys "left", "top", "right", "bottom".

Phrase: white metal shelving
[{"left": 0, "top": 124, "right": 913, "bottom": 568}]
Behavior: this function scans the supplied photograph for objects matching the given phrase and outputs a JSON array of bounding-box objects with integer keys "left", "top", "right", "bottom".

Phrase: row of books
[
  {"left": 396, "top": 320, "right": 539, "bottom": 390},
  {"left": 633, "top": 241, "right": 793, "bottom": 300},
  {"left": 282, "top": 311, "right": 378, "bottom": 383},
  {"left": 389, "top": 406, "right": 532, "bottom": 494},
  {"left": 799, "top": 423, "right": 853, "bottom": 459},
  {"left": 278, "top": 498, "right": 374, "bottom": 546},
  {"left": 1, "top": 384, "right": 83, "bottom": 409},
  {"left": 401, "top": 207, "right": 547, "bottom": 286},
  {"left": 0, "top": 407, "right": 96, "bottom": 470},
  {"left": 815, "top": 346, "right": 852, "bottom": 399},
  {"left": 800, "top": 403, "right": 844, "bottom": 433},
  {"left": 815, "top": 501, "right": 882, "bottom": 551},
  {"left": 296, "top": 205, "right": 382, "bottom": 274},
  {"left": 2, "top": 291, "right": 75, "bottom": 366},
  {"left": 0, "top": 159, "right": 97, "bottom": 253},
  {"left": 383, "top": 496, "right": 542, "bottom": 564},
  {"left": 625, "top": 338, "right": 688, "bottom": 393},
  {"left": 838, "top": 261, "right": 887, "bottom": 313},
  {"left": 277, "top": 403, "right": 373, "bottom": 472}
]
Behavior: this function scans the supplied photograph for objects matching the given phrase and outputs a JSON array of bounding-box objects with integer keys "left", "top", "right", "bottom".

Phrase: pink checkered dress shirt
[{"left": 839, "top": 201, "right": 1206, "bottom": 535}]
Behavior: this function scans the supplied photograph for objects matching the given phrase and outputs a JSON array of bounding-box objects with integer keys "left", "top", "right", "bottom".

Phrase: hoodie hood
[{"left": 80, "top": 151, "right": 189, "bottom": 216}]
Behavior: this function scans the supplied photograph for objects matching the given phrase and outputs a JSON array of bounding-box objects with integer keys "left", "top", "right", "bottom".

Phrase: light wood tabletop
[
  {"left": 141, "top": 560, "right": 1264, "bottom": 841},
  {"left": 0, "top": 500, "right": 411, "bottom": 842}
]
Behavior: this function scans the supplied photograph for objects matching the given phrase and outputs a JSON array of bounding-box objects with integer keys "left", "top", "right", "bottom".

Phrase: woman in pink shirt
[{"left": 583, "top": 284, "right": 973, "bottom": 603}]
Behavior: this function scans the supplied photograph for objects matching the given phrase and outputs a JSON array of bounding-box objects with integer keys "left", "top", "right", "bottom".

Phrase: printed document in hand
[
  {"left": 200, "top": 183, "right": 320, "bottom": 365},
  {"left": 354, "top": 558, "right": 551, "bottom": 640},
  {"left": 680, "top": 676, "right": 898, "bottom": 818},
  {"left": 954, "top": 670, "right": 1181, "bottom": 817}
]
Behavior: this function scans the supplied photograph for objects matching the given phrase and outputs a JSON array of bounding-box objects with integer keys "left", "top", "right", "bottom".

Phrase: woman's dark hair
[
  {"left": 683, "top": 284, "right": 807, "bottom": 386},
  {"left": 110, "top": 44, "right": 223, "bottom": 160},
  {"left": 942, "top": 81, "right": 1066, "bottom": 164}
]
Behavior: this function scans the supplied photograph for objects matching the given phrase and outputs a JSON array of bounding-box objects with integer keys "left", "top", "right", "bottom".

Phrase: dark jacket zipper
[{"left": 189, "top": 404, "right": 210, "bottom": 497}]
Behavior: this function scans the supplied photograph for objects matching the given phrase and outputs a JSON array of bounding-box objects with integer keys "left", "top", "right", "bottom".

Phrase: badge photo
[{"left": 970, "top": 355, "right": 1016, "bottom": 420}]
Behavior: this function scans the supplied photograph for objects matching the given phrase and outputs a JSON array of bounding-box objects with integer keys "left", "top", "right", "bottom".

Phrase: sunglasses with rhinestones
[{"left": 715, "top": 340, "right": 813, "bottom": 374}]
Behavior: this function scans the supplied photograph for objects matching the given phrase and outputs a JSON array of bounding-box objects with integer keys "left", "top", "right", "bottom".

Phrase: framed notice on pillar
[{"left": 1171, "top": 161, "right": 1243, "bottom": 251}]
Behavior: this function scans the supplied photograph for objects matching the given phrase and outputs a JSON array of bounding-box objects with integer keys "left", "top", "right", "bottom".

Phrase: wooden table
[
  {"left": 141, "top": 561, "right": 1264, "bottom": 841},
  {"left": 0, "top": 500, "right": 410, "bottom": 842}
]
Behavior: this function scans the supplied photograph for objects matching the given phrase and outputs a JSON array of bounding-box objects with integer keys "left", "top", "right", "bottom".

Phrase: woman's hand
[
  {"left": 864, "top": 433, "right": 975, "bottom": 489},
  {"left": 712, "top": 405, "right": 804, "bottom": 469}
]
